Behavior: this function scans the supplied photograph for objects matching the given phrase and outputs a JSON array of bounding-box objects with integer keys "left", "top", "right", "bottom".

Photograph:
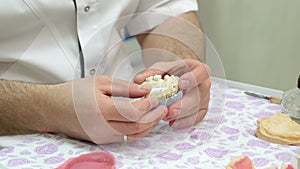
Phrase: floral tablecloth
[{"left": 0, "top": 80, "right": 299, "bottom": 169}]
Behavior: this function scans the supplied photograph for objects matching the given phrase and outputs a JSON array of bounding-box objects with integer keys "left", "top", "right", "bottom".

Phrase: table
[{"left": 0, "top": 78, "right": 299, "bottom": 169}]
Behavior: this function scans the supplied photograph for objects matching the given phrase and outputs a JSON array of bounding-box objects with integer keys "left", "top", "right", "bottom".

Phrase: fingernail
[
  {"left": 204, "top": 64, "right": 211, "bottom": 76},
  {"left": 180, "top": 80, "right": 189, "bottom": 89},
  {"left": 148, "top": 97, "right": 159, "bottom": 108},
  {"left": 163, "top": 106, "right": 168, "bottom": 116},
  {"left": 139, "top": 85, "right": 151, "bottom": 92},
  {"left": 170, "top": 120, "right": 181, "bottom": 129},
  {"left": 165, "top": 108, "right": 179, "bottom": 121},
  {"left": 163, "top": 116, "right": 169, "bottom": 121},
  {"left": 137, "top": 72, "right": 146, "bottom": 78},
  {"left": 172, "top": 121, "right": 181, "bottom": 129},
  {"left": 173, "top": 108, "right": 180, "bottom": 117},
  {"left": 136, "top": 73, "right": 143, "bottom": 79}
]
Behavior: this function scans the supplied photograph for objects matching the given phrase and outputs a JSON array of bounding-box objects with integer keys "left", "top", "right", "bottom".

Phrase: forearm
[
  {"left": 0, "top": 80, "right": 74, "bottom": 136},
  {"left": 136, "top": 11, "right": 205, "bottom": 66}
]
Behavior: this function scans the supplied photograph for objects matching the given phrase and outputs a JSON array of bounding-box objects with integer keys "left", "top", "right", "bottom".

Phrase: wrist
[
  {"left": 26, "top": 83, "right": 68, "bottom": 133},
  {"left": 45, "top": 81, "right": 89, "bottom": 141},
  {"left": 42, "top": 82, "right": 72, "bottom": 132}
]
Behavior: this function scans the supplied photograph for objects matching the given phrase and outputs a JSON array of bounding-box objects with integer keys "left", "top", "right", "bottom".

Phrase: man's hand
[
  {"left": 0, "top": 77, "right": 167, "bottom": 144},
  {"left": 70, "top": 76, "right": 167, "bottom": 144},
  {"left": 134, "top": 59, "right": 211, "bottom": 129}
]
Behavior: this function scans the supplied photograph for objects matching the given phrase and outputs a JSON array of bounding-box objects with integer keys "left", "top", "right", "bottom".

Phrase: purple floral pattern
[
  {"left": 8, "top": 158, "right": 30, "bottom": 167},
  {"left": 0, "top": 80, "right": 299, "bottom": 169},
  {"left": 35, "top": 143, "right": 58, "bottom": 155}
]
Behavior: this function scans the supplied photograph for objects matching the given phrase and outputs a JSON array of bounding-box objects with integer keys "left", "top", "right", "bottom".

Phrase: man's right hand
[
  {"left": 0, "top": 76, "right": 167, "bottom": 145},
  {"left": 54, "top": 76, "right": 167, "bottom": 144}
]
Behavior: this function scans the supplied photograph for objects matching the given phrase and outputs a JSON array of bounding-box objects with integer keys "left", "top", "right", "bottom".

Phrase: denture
[{"left": 141, "top": 74, "right": 183, "bottom": 107}]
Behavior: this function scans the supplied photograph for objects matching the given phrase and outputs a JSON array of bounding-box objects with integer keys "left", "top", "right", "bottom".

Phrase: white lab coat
[{"left": 0, "top": 0, "right": 198, "bottom": 83}]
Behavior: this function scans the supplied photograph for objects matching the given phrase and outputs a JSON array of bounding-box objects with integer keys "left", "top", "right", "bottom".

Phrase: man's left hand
[{"left": 134, "top": 59, "right": 211, "bottom": 129}]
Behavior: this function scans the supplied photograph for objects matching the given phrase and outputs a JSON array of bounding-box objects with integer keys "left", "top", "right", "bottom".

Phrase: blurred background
[
  {"left": 196, "top": 0, "right": 300, "bottom": 91},
  {"left": 127, "top": 0, "right": 300, "bottom": 91}
]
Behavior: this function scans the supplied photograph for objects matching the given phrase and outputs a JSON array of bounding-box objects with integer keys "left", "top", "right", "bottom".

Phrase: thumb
[
  {"left": 134, "top": 69, "right": 165, "bottom": 84},
  {"left": 98, "top": 77, "right": 151, "bottom": 98}
]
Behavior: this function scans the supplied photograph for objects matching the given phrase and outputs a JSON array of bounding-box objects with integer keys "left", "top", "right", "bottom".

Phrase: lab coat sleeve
[{"left": 126, "top": 0, "right": 198, "bottom": 36}]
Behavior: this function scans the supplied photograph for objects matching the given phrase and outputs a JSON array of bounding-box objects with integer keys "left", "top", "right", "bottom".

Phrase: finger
[
  {"left": 169, "top": 108, "right": 208, "bottom": 129},
  {"left": 127, "top": 123, "right": 158, "bottom": 141},
  {"left": 102, "top": 97, "right": 159, "bottom": 121},
  {"left": 194, "top": 108, "right": 208, "bottom": 124},
  {"left": 116, "top": 123, "right": 159, "bottom": 143},
  {"left": 198, "top": 79, "right": 211, "bottom": 109},
  {"left": 128, "top": 107, "right": 166, "bottom": 141},
  {"left": 165, "top": 92, "right": 209, "bottom": 121},
  {"left": 165, "top": 79, "right": 210, "bottom": 120},
  {"left": 137, "top": 105, "right": 167, "bottom": 123},
  {"left": 108, "top": 120, "right": 156, "bottom": 136},
  {"left": 164, "top": 104, "right": 198, "bottom": 122},
  {"left": 166, "top": 86, "right": 201, "bottom": 119},
  {"left": 108, "top": 106, "right": 166, "bottom": 135},
  {"left": 96, "top": 76, "right": 151, "bottom": 98},
  {"left": 195, "top": 79, "right": 211, "bottom": 112},
  {"left": 134, "top": 69, "right": 166, "bottom": 84},
  {"left": 169, "top": 113, "right": 197, "bottom": 129},
  {"left": 179, "top": 62, "right": 210, "bottom": 90}
]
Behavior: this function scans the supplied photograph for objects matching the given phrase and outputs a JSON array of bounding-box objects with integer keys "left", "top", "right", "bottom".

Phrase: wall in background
[{"left": 196, "top": 0, "right": 300, "bottom": 91}]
